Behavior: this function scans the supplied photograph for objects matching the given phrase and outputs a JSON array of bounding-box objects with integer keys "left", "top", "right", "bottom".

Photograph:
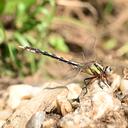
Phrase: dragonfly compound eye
[{"left": 104, "top": 66, "right": 112, "bottom": 75}]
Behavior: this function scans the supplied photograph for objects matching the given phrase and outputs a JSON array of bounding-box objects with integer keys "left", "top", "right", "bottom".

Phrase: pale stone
[{"left": 7, "top": 84, "right": 41, "bottom": 109}]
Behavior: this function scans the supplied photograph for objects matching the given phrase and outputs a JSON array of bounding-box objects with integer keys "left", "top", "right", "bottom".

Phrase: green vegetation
[
  {"left": 0, "top": 0, "right": 69, "bottom": 77},
  {"left": 0, "top": 0, "right": 127, "bottom": 78}
]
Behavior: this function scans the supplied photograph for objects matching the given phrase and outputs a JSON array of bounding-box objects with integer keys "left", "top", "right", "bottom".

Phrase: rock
[
  {"left": 0, "top": 110, "right": 12, "bottom": 120},
  {"left": 59, "top": 80, "right": 124, "bottom": 128},
  {"left": 56, "top": 96, "right": 73, "bottom": 116},
  {"left": 66, "top": 83, "right": 82, "bottom": 100},
  {"left": 120, "top": 79, "right": 128, "bottom": 95},
  {"left": 7, "top": 84, "right": 41, "bottom": 109},
  {"left": 26, "top": 111, "right": 45, "bottom": 128}
]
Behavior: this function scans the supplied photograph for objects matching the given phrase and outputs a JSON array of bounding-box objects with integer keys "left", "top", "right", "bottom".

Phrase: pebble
[{"left": 7, "top": 84, "right": 41, "bottom": 109}]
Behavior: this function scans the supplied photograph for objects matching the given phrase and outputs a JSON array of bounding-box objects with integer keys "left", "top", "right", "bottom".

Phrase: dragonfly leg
[
  {"left": 103, "top": 78, "right": 110, "bottom": 88},
  {"left": 98, "top": 79, "right": 104, "bottom": 89},
  {"left": 105, "top": 77, "right": 110, "bottom": 86},
  {"left": 83, "top": 76, "right": 96, "bottom": 95},
  {"left": 98, "top": 78, "right": 110, "bottom": 89}
]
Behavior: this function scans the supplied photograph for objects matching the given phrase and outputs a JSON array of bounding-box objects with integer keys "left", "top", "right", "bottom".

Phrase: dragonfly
[{"left": 19, "top": 46, "right": 112, "bottom": 94}]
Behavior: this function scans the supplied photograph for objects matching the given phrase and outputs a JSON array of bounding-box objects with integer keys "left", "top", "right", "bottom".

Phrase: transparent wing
[{"left": 81, "top": 35, "right": 97, "bottom": 63}]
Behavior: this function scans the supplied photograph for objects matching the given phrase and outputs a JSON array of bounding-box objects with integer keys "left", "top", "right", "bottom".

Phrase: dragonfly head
[{"left": 104, "top": 66, "right": 112, "bottom": 75}]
